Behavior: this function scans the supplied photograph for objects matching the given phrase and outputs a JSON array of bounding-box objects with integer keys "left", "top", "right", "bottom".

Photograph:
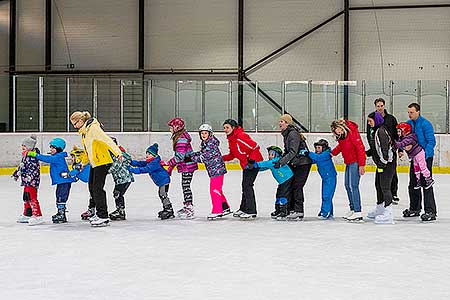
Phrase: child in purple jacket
[
  {"left": 188, "top": 124, "right": 231, "bottom": 220},
  {"left": 167, "top": 117, "right": 198, "bottom": 219},
  {"left": 395, "top": 122, "right": 434, "bottom": 189}
]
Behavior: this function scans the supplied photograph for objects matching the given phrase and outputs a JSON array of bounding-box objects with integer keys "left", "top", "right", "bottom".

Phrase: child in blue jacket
[
  {"left": 27, "top": 138, "right": 74, "bottom": 223},
  {"left": 304, "top": 139, "right": 337, "bottom": 219},
  {"left": 128, "top": 143, "right": 174, "bottom": 220},
  {"left": 248, "top": 146, "right": 293, "bottom": 220}
]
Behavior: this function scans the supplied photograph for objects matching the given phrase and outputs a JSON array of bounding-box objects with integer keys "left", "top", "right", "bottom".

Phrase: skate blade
[
  {"left": 91, "top": 222, "right": 110, "bottom": 227},
  {"left": 28, "top": 221, "right": 45, "bottom": 226},
  {"left": 374, "top": 221, "right": 395, "bottom": 224},
  {"left": 220, "top": 211, "right": 233, "bottom": 217},
  {"left": 347, "top": 218, "right": 364, "bottom": 223},
  {"left": 207, "top": 216, "right": 221, "bottom": 221},
  {"left": 177, "top": 215, "right": 195, "bottom": 220},
  {"left": 286, "top": 217, "right": 303, "bottom": 221},
  {"left": 159, "top": 215, "right": 175, "bottom": 220}
]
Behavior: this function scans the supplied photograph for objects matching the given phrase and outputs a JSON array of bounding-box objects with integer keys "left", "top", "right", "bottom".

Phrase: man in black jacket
[{"left": 367, "top": 98, "right": 400, "bottom": 204}]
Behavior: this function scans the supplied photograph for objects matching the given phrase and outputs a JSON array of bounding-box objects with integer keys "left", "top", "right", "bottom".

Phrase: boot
[
  {"left": 374, "top": 206, "right": 394, "bottom": 224},
  {"left": 276, "top": 204, "right": 288, "bottom": 220},
  {"left": 402, "top": 209, "right": 420, "bottom": 218},
  {"left": 52, "top": 208, "right": 67, "bottom": 224},
  {"left": 159, "top": 204, "right": 175, "bottom": 220},
  {"left": 367, "top": 204, "right": 385, "bottom": 219},
  {"left": 420, "top": 212, "right": 436, "bottom": 222},
  {"left": 177, "top": 202, "right": 194, "bottom": 219},
  {"left": 270, "top": 204, "right": 281, "bottom": 219},
  {"left": 109, "top": 207, "right": 126, "bottom": 221}
]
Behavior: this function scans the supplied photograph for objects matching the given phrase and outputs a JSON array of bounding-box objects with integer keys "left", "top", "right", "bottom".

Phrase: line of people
[{"left": 12, "top": 100, "right": 438, "bottom": 226}]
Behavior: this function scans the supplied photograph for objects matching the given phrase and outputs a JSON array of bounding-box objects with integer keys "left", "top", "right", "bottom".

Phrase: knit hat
[
  {"left": 22, "top": 135, "right": 37, "bottom": 150},
  {"left": 279, "top": 114, "right": 293, "bottom": 124},
  {"left": 368, "top": 111, "right": 384, "bottom": 128},
  {"left": 146, "top": 143, "right": 159, "bottom": 156},
  {"left": 167, "top": 118, "right": 185, "bottom": 133},
  {"left": 223, "top": 119, "right": 238, "bottom": 127}
]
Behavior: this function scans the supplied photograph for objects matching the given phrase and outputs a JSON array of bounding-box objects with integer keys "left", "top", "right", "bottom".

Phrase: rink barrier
[{"left": 1, "top": 164, "right": 450, "bottom": 176}]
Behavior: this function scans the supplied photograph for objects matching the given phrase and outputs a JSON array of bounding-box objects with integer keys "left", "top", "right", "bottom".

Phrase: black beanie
[{"left": 223, "top": 119, "right": 238, "bottom": 127}]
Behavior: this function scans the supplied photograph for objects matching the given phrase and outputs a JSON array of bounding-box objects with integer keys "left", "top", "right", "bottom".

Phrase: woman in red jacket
[
  {"left": 222, "top": 119, "right": 263, "bottom": 219},
  {"left": 330, "top": 119, "right": 366, "bottom": 222}
]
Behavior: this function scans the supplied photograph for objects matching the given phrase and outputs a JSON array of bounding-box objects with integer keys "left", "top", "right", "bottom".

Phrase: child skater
[
  {"left": 69, "top": 146, "right": 91, "bottom": 184},
  {"left": 330, "top": 119, "right": 366, "bottom": 222},
  {"left": 303, "top": 139, "right": 337, "bottom": 219},
  {"left": 27, "top": 138, "right": 74, "bottom": 223},
  {"left": 107, "top": 137, "right": 134, "bottom": 221},
  {"left": 187, "top": 124, "right": 231, "bottom": 220},
  {"left": 166, "top": 118, "right": 198, "bottom": 219},
  {"left": 128, "top": 143, "right": 175, "bottom": 220},
  {"left": 13, "top": 135, "right": 43, "bottom": 225},
  {"left": 247, "top": 146, "right": 293, "bottom": 220},
  {"left": 395, "top": 122, "right": 434, "bottom": 189}
]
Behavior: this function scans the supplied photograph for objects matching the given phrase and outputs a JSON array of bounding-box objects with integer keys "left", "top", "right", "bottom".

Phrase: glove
[
  {"left": 365, "top": 149, "right": 372, "bottom": 157},
  {"left": 167, "top": 166, "right": 173, "bottom": 176},
  {"left": 12, "top": 170, "right": 19, "bottom": 181},
  {"left": 299, "top": 149, "right": 308, "bottom": 156},
  {"left": 60, "top": 172, "right": 69, "bottom": 179},
  {"left": 184, "top": 155, "right": 192, "bottom": 163},
  {"left": 273, "top": 161, "right": 281, "bottom": 169},
  {"left": 27, "top": 151, "right": 37, "bottom": 158},
  {"left": 246, "top": 159, "right": 256, "bottom": 169}
]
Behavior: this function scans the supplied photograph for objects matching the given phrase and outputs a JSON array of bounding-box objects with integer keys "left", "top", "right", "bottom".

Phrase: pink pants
[
  {"left": 210, "top": 175, "right": 229, "bottom": 213},
  {"left": 413, "top": 150, "right": 431, "bottom": 181}
]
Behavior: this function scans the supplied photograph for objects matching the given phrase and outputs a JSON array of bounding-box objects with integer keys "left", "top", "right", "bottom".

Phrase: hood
[{"left": 227, "top": 126, "right": 244, "bottom": 140}]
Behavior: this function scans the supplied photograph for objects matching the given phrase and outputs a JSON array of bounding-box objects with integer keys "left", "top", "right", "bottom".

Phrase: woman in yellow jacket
[{"left": 70, "top": 111, "right": 122, "bottom": 227}]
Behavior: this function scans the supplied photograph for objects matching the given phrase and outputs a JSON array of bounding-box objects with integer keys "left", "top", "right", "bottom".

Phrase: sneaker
[
  {"left": 220, "top": 208, "right": 233, "bottom": 217},
  {"left": 374, "top": 206, "right": 394, "bottom": 224},
  {"left": 17, "top": 215, "right": 31, "bottom": 223},
  {"left": 177, "top": 204, "right": 194, "bottom": 219},
  {"left": 392, "top": 196, "right": 400, "bottom": 205},
  {"left": 207, "top": 213, "right": 222, "bottom": 220},
  {"left": 109, "top": 208, "right": 126, "bottom": 221},
  {"left": 402, "top": 209, "right": 420, "bottom": 218},
  {"left": 367, "top": 204, "right": 385, "bottom": 219},
  {"left": 286, "top": 211, "right": 304, "bottom": 221},
  {"left": 233, "top": 209, "right": 244, "bottom": 218},
  {"left": 28, "top": 216, "right": 44, "bottom": 226},
  {"left": 346, "top": 212, "right": 364, "bottom": 223},
  {"left": 420, "top": 212, "right": 436, "bottom": 222},
  {"left": 424, "top": 178, "right": 435, "bottom": 190},
  {"left": 342, "top": 210, "right": 354, "bottom": 220},
  {"left": 90, "top": 215, "right": 110, "bottom": 227},
  {"left": 239, "top": 212, "right": 257, "bottom": 219},
  {"left": 81, "top": 208, "right": 95, "bottom": 221}
]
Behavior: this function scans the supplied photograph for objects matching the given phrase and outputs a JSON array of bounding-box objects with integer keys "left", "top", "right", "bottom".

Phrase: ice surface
[{"left": 1, "top": 170, "right": 450, "bottom": 300}]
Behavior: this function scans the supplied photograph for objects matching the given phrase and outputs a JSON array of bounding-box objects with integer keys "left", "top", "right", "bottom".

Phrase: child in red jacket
[
  {"left": 331, "top": 119, "right": 366, "bottom": 222},
  {"left": 222, "top": 119, "right": 263, "bottom": 219}
]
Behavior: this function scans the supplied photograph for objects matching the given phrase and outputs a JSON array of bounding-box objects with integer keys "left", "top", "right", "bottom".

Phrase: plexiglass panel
[
  {"left": 16, "top": 76, "right": 39, "bottom": 132},
  {"left": 43, "top": 77, "right": 67, "bottom": 132},
  {"left": 285, "top": 81, "right": 309, "bottom": 131},
  {"left": 205, "top": 81, "right": 231, "bottom": 132},
  {"left": 257, "top": 82, "right": 282, "bottom": 131},
  {"left": 178, "top": 81, "right": 202, "bottom": 132},
  {"left": 151, "top": 80, "right": 175, "bottom": 131},
  {"left": 421, "top": 81, "right": 447, "bottom": 133},
  {"left": 311, "top": 81, "right": 336, "bottom": 132},
  {"left": 393, "top": 80, "right": 418, "bottom": 123}
]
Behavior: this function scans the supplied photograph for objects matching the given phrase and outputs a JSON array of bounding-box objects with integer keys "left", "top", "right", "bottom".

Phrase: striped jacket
[{"left": 168, "top": 130, "right": 198, "bottom": 173}]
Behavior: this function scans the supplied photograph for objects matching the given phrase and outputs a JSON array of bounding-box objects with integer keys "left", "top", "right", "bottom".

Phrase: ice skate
[
  {"left": 317, "top": 213, "right": 333, "bottom": 220},
  {"left": 220, "top": 207, "right": 232, "bottom": 217},
  {"left": 367, "top": 204, "right": 385, "bottom": 219},
  {"left": 159, "top": 204, "right": 175, "bottom": 220},
  {"left": 52, "top": 209, "right": 67, "bottom": 224},
  {"left": 275, "top": 205, "right": 288, "bottom": 221},
  {"left": 233, "top": 209, "right": 244, "bottom": 218},
  {"left": 28, "top": 216, "right": 44, "bottom": 226},
  {"left": 374, "top": 206, "right": 394, "bottom": 224},
  {"left": 81, "top": 208, "right": 95, "bottom": 221},
  {"left": 420, "top": 212, "right": 436, "bottom": 222},
  {"left": 90, "top": 215, "right": 110, "bottom": 227},
  {"left": 402, "top": 209, "right": 420, "bottom": 218},
  {"left": 286, "top": 211, "right": 304, "bottom": 221},
  {"left": 239, "top": 212, "right": 257, "bottom": 220},
  {"left": 413, "top": 181, "right": 422, "bottom": 190},
  {"left": 109, "top": 208, "right": 126, "bottom": 221},
  {"left": 346, "top": 212, "right": 364, "bottom": 223},
  {"left": 424, "top": 178, "right": 435, "bottom": 190},
  {"left": 342, "top": 210, "right": 354, "bottom": 220},
  {"left": 207, "top": 213, "right": 222, "bottom": 220},
  {"left": 17, "top": 215, "right": 31, "bottom": 223},
  {"left": 177, "top": 204, "right": 194, "bottom": 219},
  {"left": 270, "top": 204, "right": 281, "bottom": 219}
]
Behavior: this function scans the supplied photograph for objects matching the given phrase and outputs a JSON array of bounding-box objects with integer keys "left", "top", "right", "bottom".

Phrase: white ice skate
[
  {"left": 342, "top": 210, "right": 354, "bottom": 220},
  {"left": 346, "top": 212, "right": 364, "bottom": 223},
  {"left": 286, "top": 212, "right": 304, "bottom": 221},
  {"left": 28, "top": 216, "right": 44, "bottom": 226},
  {"left": 177, "top": 206, "right": 195, "bottom": 219},
  {"left": 220, "top": 208, "right": 233, "bottom": 217},
  {"left": 90, "top": 215, "right": 110, "bottom": 227},
  {"left": 17, "top": 215, "right": 31, "bottom": 223},
  {"left": 232, "top": 209, "right": 244, "bottom": 218},
  {"left": 374, "top": 206, "right": 394, "bottom": 224},
  {"left": 207, "top": 213, "right": 222, "bottom": 220},
  {"left": 239, "top": 212, "right": 257, "bottom": 220},
  {"left": 367, "top": 204, "right": 385, "bottom": 219}
]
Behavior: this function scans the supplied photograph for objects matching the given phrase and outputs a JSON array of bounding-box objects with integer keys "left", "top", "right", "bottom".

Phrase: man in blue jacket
[{"left": 403, "top": 103, "right": 437, "bottom": 221}]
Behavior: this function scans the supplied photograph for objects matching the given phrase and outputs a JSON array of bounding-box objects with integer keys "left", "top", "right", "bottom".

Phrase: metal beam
[
  {"left": 350, "top": 4, "right": 450, "bottom": 10},
  {"left": 138, "top": 0, "right": 145, "bottom": 70},
  {"left": 7, "top": 69, "right": 239, "bottom": 76},
  {"left": 45, "top": 0, "right": 52, "bottom": 71},
  {"left": 238, "top": 0, "right": 244, "bottom": 126},
  {"left": 244, "top": 10, "right": 344, "bottom": 75},
  {"left": 244, "top": 76, "right": 309, "bottom": 132},
  {"left": 343, "top": 0, "right": 349, "bottom": 119},
  {"left": 9, "top": 0, "right": 16, "bottom": 132}
]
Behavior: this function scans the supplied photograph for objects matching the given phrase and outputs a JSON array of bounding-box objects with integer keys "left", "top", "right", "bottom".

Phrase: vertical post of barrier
[
  {"left": 39, "top": 77, "right": 44, "bottom": 132},
  {"left": 175, "top": 80, "right": 180, "bottom": 117},
  {"left": 446, "top": 80, "right": 449, "bottom": 134},
  {"left": 335, "top": 80, "right": 339, "bottom": 120},
  {"left": 120, "top": 80, "right": 124, "bottom": 132},
  {"left": 255, "top": 81, "right": 258, "bottom": 132},
  {"left": 93, "top": 78, "right": 98, "bottom": 117},
  {"left": 148, "top": 80, "right": 152, "bottom": 131},
  {"left": 281, "top": 81, "right": 286, "bottom": 114},
  {"left": 66, "top": 78, "right": 70, "bottom": 132},
  {"left": 389, "top": 80, "right": 394, "bottom": 115},
  {"left": 308, "top": 80, "right": 312, "bottom": 132},
  {"left": 362, "top": 80, "right": 366, "bottom": 133},
  {"left": 417, "top": 80, "right": 422, "bottom": 106},
  {"left": 12, "top": 75, "right": 16, "bottom": 132},
  {"left": 201, "top": 81, "right": 206, "bottom": 124},
  {"left": 228, "top": 81, "right": 233, "bottom": 118}
]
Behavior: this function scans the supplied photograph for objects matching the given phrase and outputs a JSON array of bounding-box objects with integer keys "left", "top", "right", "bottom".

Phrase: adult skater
[
  {"left": 402, "top": 103, "right": 437, "bottom": 221},
  {"left": 222, "top": 119, "right": 263, "bottom": 219},
  {"left": 70, "top": 111, "right": 123, "bottom": 227}
]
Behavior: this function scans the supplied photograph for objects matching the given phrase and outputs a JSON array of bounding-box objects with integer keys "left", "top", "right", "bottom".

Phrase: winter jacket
[
  {"left": 331, "top": 120, "right": 366, "bottom": 166},
  {"left": 109, "top": 150, "right": 134, "bottom": 185},
  {"left": 394, "top": 134, "right": 423, "bottom": 160},
  {"left": 14, "top": 148, "right": 41, "bottom": 188},
  {"left": 367, "top": 125, "right": 394, "bottom": 168},
  {"left": 78, "top": 118, "right": 122, "bottom": 168},
  {"left": 191, "top": 135, "right": 227, "bottom": 178},
  {"left": 407, "top": 116, "right": 436, "bottom": 159},
  {"left": 278, "top": 125, "right": 312, "bottom": 168},
  {"left": 256, "top": 157, "right": 293, "bottom": 184},
  {"left": 308, "top": 150, "right": 337, "bottom": 178},
  {"left": 35, "top": 152, "right": 75, "bottom": 185},
  {"left": 168, "top": 130, "right": 198, "bottom": 173},
  {"left": 366, "top": 109, "right": 399, "bottom": 141},
  {"left": 129, "top": 156, "right": 170, "bottom": 187},
  {"left": 222, "top": 126, "right": 263, "bottom": 169},
  {"left": 69, "top": 163, "right": 90, "bottom": 183}
]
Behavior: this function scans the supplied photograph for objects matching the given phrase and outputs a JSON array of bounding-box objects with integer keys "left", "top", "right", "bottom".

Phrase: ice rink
[{"left": 1, "top": 169, "right": 450, "bottom": 300}]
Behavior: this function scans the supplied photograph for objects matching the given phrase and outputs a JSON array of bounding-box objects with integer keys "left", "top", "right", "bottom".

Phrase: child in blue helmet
[
  {"left": 128, "top": 143, "right": 174, "bottom": 220},
  {"left": 27, "top": 138, "right": 74, "bottom": 223},
  {"left": 302, "top": 139, "right": 337, "bottom": 219},
  {"left": 247, "top": 146, "right": 293, "bottom": 220}
]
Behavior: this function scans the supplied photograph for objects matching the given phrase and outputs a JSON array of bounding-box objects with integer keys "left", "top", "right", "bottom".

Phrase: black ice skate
[
  {"left": 424, "top": 178, "right": 435, "bottom": 190},
  {"left": 276, "top": 205, "right": 289, "bottom": 221},
  {"left": 159, "top": 204, "right": 175, "bottom": 220},
  {"left": 270, "top": 204, "right": 281, "bottom": 219},
  {"left": 109, "top": 207, "right": 126, "bottom": 221},
  {"left": 420, "top": 212, "right": 436, "bottom": 222},
  {"left": 402, "top": 209, "right": 420, "bottom": 218},
  {"left": 52, "top": 209, "right": 67, "bottom": 224}
]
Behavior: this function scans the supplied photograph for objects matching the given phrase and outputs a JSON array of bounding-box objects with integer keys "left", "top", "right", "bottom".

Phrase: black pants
[
  {"left": 275, "top": 178, "right": 293, "bottom": 205},
  {"left": 408, "top": 157, "right": 437, "bottom": 214},
  {"left": 375, "top": 162, "right": 395, "bottom": 207},
  {"left": 113, "top": 182, "right": 131, "bottom": 209},
  {"left": 391, "top": 156, "right": 399, "bottom": 197},
  {"left": 88, "top": 164, "right": 111, "bottom": 218},
  {"left": 240, "top": 168, "right": 259, "bottom": 214},
  {"left": 288, "top": 164, "right": 311, "bottom": 213}
]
